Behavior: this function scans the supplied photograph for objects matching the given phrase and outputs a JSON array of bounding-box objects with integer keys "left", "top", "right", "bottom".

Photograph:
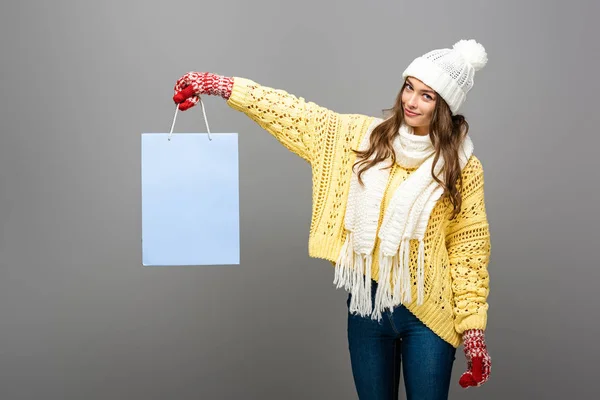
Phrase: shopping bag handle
[{"left": 168, "top": 96, "right": 212, "bottom": 142}]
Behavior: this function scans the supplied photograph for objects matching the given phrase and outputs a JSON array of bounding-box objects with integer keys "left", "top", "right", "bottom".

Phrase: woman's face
[{"left": 401, "top": 77, "right": 437, "bottom": 135}]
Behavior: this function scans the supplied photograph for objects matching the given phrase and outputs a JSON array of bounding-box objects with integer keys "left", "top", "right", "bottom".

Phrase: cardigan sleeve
[
  {"left": 226, "top": 77, "right": 343, "bottom": 164},
  {"left": 445, "top": 155, "right": 492, "bottom": 335}
]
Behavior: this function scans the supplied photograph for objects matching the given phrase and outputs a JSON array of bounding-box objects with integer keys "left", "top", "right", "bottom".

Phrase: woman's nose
[{"left": 407, "top": 95, "right": 418, "bottom": 108}]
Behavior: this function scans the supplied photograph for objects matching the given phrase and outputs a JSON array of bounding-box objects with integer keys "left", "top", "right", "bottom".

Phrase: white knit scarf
[{"left": 334, "top": 118, "right": 474, "bottom": 321}]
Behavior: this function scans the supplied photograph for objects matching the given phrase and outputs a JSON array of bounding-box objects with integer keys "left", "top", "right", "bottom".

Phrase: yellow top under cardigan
[{"left": 226, "top": 77, "right": 491, "bottom": 348}]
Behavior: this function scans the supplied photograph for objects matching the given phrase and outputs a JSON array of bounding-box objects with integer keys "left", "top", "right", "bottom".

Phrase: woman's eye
[{"left": 424, "top": 94, "right": 432, "bottom": 100}]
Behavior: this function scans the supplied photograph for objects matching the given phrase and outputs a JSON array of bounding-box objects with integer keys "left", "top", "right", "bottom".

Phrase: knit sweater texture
[{"left": 226, "top": 77, "right": 491, "bottom": 348}]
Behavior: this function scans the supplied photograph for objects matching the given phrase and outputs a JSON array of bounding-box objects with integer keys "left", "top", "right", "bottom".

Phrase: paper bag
[{"left": 141, "top": 104, "right": 239, "bottom": 266}]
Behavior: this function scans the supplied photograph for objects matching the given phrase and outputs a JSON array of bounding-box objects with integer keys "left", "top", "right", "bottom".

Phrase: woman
[{"left": 172, "top": 39, "right": 492, "bottom": 400}]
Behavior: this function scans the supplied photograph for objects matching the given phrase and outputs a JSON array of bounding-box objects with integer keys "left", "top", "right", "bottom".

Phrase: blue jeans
[{"left": 347, "top": 279, "right": 456, "bottom": 400}]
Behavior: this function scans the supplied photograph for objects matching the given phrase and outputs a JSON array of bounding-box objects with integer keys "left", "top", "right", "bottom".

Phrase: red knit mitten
[
  {"left": 459, "top": 329, "right": 491, "bottom": 388},
  {"left": 172, "top": 72, "right": 234, "bottom": 110}
]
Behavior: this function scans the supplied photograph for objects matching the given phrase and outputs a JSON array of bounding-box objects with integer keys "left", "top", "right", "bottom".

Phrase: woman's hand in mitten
[
  {"left": 459, "top": 329, "right": 491, "bottom": 388},
  {"left": 172, "top": 72, "right": 234, "bottom": 111}
]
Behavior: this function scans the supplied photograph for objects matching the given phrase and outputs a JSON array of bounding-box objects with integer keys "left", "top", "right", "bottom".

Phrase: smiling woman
[{"left": 171, "top": 38, "right": 492, "bottom": 399}]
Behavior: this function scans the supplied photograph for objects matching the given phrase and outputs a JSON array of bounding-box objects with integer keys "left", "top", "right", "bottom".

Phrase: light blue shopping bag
[{"left": 141, "top": 102, "right": 239, "bottom": 266}]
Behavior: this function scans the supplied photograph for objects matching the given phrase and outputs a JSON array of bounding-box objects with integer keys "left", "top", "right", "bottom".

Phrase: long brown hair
[{"left": 352, "top": 80, "right": 469, "bottom": 220}]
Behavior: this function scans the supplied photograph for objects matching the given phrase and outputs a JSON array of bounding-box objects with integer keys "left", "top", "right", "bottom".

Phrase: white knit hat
[{"left": 401, "top": 39, "right": 488, "bottom": 114}]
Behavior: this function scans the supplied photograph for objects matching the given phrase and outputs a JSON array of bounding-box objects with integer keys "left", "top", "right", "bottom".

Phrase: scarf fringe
[
  {"left": 334, "top": 234, "right": 427, "bottom": 323},
  {"left": 372, "top": 251, "right": 393, "bottom": 321},
  {"left": 334, "top": 233, "right": 372, "bottom": 316}
]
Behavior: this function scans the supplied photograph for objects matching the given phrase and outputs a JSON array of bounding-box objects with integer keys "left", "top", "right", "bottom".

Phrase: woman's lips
[{"left": 404, "top": 108, "right": 420, "bottom": 117}]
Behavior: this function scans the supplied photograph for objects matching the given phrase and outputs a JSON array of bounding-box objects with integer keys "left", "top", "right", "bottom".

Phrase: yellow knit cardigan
[{"left": 226, "top": 77, "right": 491, "bottom": 348}]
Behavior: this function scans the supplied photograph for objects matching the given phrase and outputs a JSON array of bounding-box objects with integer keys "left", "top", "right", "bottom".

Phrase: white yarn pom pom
[{"left": 453, "top": 39, "right": 488, "bottom": 71}]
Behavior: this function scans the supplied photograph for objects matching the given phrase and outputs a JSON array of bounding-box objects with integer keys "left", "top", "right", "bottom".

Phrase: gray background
[{"left": 1, "top": 0, "right": 598, "bottom": 399}]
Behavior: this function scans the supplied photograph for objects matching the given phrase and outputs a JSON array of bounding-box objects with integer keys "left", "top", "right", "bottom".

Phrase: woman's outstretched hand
[
  {"left": 172, "top": 72, "right": 234, "bottom": 110},
  {"left": 459, "top": 329, "right": 491, "bottom": 388}
]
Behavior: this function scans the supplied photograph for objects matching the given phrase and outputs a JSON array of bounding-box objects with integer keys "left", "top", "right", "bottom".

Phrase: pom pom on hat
[{"left": 452, "top": 39, "right": 488, "bottom": 72}]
